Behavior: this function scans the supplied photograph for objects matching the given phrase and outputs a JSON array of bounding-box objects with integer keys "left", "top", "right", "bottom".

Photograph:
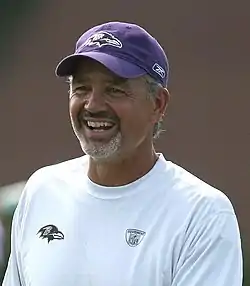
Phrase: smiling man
[{"left": 3, "top": 22, "right": 243, "bottom": 286}]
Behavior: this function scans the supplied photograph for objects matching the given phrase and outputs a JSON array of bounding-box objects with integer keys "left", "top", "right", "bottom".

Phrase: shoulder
[
  {"left": 158, "top": 158, "right": 241, "bottom": 246},
  {"left": 26, "top": 155, "right": 88, "bottom": 189},
  {"left": 158, "top": 156, "right": 236, "bottom": 218},
  {"left": 12, "top": 155, "right": 89, "bottom": 233},
  {"left": 16, "top": 155, "right": 89, "bottom": 209},
  {"left": 32, "top": 155, "right": 88, "bottom": 178}
]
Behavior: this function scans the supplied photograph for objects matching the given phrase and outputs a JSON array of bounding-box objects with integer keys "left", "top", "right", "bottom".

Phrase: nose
[{"left": 84, "top": 88, "right": 106, "bottom": 113}]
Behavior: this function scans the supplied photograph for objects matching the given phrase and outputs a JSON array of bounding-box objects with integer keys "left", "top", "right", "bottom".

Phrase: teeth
[{"left": 87, "top": 121, "right": 114, "bottom": 128}]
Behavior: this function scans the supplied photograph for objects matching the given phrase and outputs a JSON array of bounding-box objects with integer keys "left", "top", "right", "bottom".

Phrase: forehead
[{"left": 71, "top": 57, "right": 128, "bottom": 84}]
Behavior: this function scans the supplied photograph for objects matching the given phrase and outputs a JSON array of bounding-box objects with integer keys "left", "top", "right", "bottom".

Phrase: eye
[
  {"left": 70, "top": 85, "right": 91, "bottom": 97},
  {"left": 75, "top": 85, "right": 91, "bottom": 93},
  {"left": 106, "top": 86, "right": 127, "bottom": 97}
]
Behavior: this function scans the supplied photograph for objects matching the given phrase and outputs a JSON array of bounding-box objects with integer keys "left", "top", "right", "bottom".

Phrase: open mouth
[{"left": 83, "top": 120, "right": 116, "bottom": 132}]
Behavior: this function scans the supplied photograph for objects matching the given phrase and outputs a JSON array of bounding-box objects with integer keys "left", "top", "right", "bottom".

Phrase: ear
[{"left": 152, "top": 87, "right": 171, "bottom": 123}]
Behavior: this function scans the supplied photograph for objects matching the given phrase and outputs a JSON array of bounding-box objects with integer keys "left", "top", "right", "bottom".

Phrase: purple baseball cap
[{"left": 55, "top": 21, "right": 169, "bottom": 86}]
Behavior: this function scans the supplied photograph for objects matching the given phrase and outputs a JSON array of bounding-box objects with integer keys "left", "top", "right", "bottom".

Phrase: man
[{"left": 3, "top": 21, "right": 242, "bottom": 285}]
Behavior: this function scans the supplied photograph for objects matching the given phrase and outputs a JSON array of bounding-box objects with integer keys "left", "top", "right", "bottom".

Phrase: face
[{"left": 68, "top": 58, "right": 168, "bottom": 162}]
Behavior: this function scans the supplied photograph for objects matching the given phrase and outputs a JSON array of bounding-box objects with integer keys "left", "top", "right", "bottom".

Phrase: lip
[
  {"left": 83, "top": 117, "right": 117, "bottom": 124},
  {"left": 82, "top": 122, "right": 119, "bottom": 141}
]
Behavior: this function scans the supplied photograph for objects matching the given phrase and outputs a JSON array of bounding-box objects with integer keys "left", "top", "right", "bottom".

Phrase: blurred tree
[{"left": 243, "top": 245, "right": 250, "bottom": 286}]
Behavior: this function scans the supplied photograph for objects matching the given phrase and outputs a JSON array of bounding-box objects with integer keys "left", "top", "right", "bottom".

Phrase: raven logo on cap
[{"left": 82, "top": 31, "right": 123, "bottom": 49}]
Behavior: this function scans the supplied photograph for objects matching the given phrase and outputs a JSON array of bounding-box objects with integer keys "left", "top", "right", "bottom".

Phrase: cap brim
[{"left": 55, "top": 52, "right": 146, "bottom": 79}]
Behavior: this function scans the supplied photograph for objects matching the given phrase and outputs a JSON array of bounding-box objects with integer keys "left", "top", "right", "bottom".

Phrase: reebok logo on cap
[{"left": 152, "top": 63, "right": 165, "bottom": 79}]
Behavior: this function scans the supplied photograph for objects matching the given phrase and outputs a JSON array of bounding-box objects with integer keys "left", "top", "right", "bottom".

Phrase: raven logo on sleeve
[{"left": 37, "top": 224, "right": 64, "bottom": 243}]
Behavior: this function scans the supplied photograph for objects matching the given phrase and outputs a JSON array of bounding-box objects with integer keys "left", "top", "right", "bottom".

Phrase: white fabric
[
  {"left": 0, "top": 220, "right": 4, "bottom": 265},
  {"left": 3, "top": 154, "right": 243, "bottom": 285}
]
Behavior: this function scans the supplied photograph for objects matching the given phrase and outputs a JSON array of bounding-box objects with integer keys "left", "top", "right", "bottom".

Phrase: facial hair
[{"left": 70, "top": 113, "right": 122, "bottom": 160}]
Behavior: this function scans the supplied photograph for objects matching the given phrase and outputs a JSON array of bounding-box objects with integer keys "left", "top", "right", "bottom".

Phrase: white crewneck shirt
[{"left": 3, "top": 154, "right": 243, "bottom": 285}]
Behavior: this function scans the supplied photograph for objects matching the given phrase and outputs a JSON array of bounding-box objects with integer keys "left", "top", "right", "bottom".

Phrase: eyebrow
[{"left": 71, "top": 75, "right": 129, "bottom": 86}]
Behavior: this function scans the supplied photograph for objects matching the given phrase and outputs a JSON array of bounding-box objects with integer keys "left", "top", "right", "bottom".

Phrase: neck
[{"left": 87, "top": 145, "right": 159, "bottom": 187}]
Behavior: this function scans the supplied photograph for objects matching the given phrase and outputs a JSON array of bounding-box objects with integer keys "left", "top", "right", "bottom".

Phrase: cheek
[
  {"left": 69, "top": 98, "right": 81, "bottom": 126},
  {"left": 114, "top": 101, "right": 153, "bottom": 137},
  {"left": 69, "top": 98, "right": 80, "bottom": 117}
]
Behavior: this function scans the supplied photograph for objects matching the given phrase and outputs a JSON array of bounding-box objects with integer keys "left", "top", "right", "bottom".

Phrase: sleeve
[
  {"left": 0, "top": 221, "right": 5, "bottom": 265},
  {"left": 2, "top": 185, "right": 30, "bottom": 286},
  {"left": 171, "top": 211, "right": 243, "bottom": 286},
  {"left": 2, "top": 209, "right": 22, "bottom": 286}
]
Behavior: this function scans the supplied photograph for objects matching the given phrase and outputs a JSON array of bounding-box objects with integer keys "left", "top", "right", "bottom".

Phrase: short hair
[{"left": 142, "top": 75, "right": 165, "bottom": 139}]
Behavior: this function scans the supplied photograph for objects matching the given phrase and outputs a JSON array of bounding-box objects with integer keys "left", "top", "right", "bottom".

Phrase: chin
[{"left": 79, "top": 132, "right": 122, "bottom": 161}]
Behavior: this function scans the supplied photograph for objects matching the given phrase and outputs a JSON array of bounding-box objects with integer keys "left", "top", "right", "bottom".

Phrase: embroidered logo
[
  {"left": 82, "top": 31, "right": 123, "bottom": 49},
  {"left": 37, "top": 224, "right": 64, "bottom": 243},
  {"left": 125, "top": 228, "right": 146, "bottom": 247},
  {"left": 152, "top": 63, "right": 165, "bottom": 78}
]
